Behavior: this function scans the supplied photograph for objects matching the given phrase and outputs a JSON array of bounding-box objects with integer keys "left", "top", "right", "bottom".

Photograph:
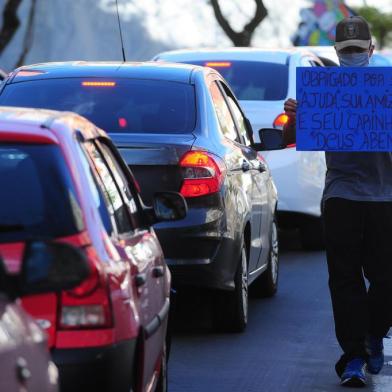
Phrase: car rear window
[
  {"left": 186, "top": 60, "right": 288, "bottom": 101},
  {"left": 0, "top": 144, "right": 83, "bottom": 243},
  {"left": 0, "top": 78, "right": 196, "bottom": 134}
]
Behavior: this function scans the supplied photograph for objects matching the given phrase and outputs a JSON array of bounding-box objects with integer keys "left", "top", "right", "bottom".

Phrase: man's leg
[
  {"left": 323, "top": 198, "right": 368, "bottom": 363},
  {"left": 363, "top": 202, "right": 392, "bottom": 339}
]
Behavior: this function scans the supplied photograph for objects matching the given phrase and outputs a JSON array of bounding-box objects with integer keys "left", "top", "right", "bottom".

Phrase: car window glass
[
  {"left": 85, "top": 142, "right": 133, "bottom": 234},
  {"left": 0, "top": 78, "right": 196, "bottom": 134},
  {"left": 300, "top": 57, "right": 313, "bottom": 67},
  {"left": 184, "top": 60, "right": 288, "bottom": 101},
  {"left": 97, "top": 142, "right": 141, "bottom": 228},
  {"left": 75, "top": 142, "right": 114, "bottom": 235},
  {"left": 310, "top": 60, "right": 323, "bottom": 67},
  {"left": 0, "top": 144, "right": 83, "bottom": 244},
  {"left": 219, "top": 83, "right": 251, "bottom": 146},
  {"left": 210, "top": 82, "right": 240, "bottom": 143}
]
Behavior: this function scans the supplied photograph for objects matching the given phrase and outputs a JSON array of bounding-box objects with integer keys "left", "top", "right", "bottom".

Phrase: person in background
[{"left": 283, "top": 16, "right": 392, "bottom": 388}]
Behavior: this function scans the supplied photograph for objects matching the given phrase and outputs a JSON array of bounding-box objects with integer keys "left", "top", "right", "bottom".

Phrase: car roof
[
  {"left": 154, "top": 47, "right": 316, "bottom": 65},
  {"left": 9, "top": 61, "right": 200, "bottom": 84},
  {"left": 0, "top": 106, "right": 104, "bottom": 142}
]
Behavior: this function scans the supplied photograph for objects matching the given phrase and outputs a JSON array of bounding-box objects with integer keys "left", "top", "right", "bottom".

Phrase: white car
[
  {"left": 296, "top": 46, "right": 339, "bottom": 66},
  {"left": 303, "top": 46, "right": 392, "bottom": 67},
  {"left": 153, "top": 48, "right": 327, "bottom": 249}
]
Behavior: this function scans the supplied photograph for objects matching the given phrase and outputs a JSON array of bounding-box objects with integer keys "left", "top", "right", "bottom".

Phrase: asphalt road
[{"left": 168, "top": 232, "right": 392, "bottom": 392}]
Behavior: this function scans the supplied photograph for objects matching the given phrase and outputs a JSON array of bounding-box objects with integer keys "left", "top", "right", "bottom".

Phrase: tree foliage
[
  {"left": 210, "top": 0, "right": 267, "bottom": 46},
  {"left": 0, "top": 0, "right": 22, "bottom": 55},
  {"left": 0, "top": 0, "right": 37, "bottom": 68},
  {"left": 355, "top": 6, "right": 392, "bottom": 49}
]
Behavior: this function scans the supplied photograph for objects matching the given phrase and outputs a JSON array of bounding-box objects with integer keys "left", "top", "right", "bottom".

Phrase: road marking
[{"left": 373, "top": 375, "right": 392, "bottom": 392}]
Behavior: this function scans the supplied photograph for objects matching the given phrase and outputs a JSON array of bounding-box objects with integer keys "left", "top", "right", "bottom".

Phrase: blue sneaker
[
  {"left": 340, "top": 358, "right": 367, "bottom": 387},
  {"left": 365, "top": 336, "right": 384, "bottom": 374}
]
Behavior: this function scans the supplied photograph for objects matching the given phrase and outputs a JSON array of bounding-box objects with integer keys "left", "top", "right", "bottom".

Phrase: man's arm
[{"left": 283, "top": 98, "right": 297, "bottom": 146}]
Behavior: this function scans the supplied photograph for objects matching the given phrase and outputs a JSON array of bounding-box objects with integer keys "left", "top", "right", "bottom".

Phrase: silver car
[{"left": 0, "top": 241, "right": 89, "bottom": 392}]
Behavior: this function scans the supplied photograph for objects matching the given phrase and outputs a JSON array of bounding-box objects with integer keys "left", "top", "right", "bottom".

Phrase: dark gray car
[{"left": 0, "top": 62, "right": 284, "bottom": 332}]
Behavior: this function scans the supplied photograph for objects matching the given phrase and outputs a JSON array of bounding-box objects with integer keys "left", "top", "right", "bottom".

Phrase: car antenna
[{"left": 115, "top": 0, "right": 126, "bottom": 62}]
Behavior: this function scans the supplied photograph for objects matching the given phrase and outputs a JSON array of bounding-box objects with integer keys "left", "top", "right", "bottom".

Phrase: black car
[{"left": 0, "top": 62, "right": 284, "bottom": 332}]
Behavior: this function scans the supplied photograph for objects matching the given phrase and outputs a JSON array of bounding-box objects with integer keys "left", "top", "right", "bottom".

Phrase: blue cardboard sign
[{"left": 296, "top": 67, "right": 392, "bottom": 151}]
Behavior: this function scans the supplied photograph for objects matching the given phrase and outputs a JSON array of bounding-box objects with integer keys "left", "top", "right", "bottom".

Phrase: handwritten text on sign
[{"left": 296, "top": 67, "right": 392, "bottom": 151}]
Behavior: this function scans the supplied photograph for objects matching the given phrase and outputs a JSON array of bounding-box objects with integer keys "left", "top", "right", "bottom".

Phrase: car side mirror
[
  {"left": 152, "top": 191, "right": 187, "bottom": 222},
  {"left": 253, "top": 128, "right": 286, "bottom": 151},
  {"left": 0, "top": 241, "right": 90, "bottom": 299},
  {"left": 19, "top": 241, "right": 90, "bottom": 296}
]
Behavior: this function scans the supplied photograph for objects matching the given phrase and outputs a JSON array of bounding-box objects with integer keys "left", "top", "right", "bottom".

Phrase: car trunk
[{"left": 109, "top": 133, "right": 195, "bottom": 204}]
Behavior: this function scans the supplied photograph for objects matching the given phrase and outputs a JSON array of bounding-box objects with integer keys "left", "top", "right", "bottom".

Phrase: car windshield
[
  {"left": 0, "top": 144, "right": 84, "bottom": 243},
  {"left": 0, "top": 78, "right": 196, "bottom": 134},
  {"left": 184, "top": 60, "right": 288, "bottom": 101}
]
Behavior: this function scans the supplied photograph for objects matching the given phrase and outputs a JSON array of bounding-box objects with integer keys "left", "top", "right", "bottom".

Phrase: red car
[{"left": 0, "top": 107, "right": 186, "bottom": 391}]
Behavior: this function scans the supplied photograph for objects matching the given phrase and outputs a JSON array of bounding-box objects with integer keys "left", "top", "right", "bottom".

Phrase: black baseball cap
[{"left": 335, "top": 16, "right": 371, "bottom": 51}]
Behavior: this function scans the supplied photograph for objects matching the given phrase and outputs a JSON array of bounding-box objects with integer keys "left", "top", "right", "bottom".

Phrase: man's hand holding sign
[
  {"left": 296, "top": 67, "right": 392, "bottom": 151},
  {"left": 282, "top": 15, "right": 392, "bottom": 388}
]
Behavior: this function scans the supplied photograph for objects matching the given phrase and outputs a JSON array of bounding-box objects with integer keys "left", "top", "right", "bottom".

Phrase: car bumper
[
  {"left": 161, "top": 235, "right": 241, "bottom": 291},
  {"left": 52, "top": 339, "right": 137, "bottom": 392},
  {"left": 154, "top": 194, "right": 243, "bottom": 291}
]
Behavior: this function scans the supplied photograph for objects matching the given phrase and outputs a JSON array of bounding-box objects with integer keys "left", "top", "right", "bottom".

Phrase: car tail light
[
  {"left": 60, "top": 305, "right": 106, "bottom": 328},
  {"left": 273, "top": 113, "right": 289, "bottom": 129},
  {"left": 273, "top": 113, "right": 296, "bottom": 148},
  {"left": 59, "top": 254, "right": 112, "bottom": 329},
  {"left": 179, "top": 151, "right": 226, "bottom": 198},
  {"left": 68, "top": 262, "right": 100, "bottom": 297}
]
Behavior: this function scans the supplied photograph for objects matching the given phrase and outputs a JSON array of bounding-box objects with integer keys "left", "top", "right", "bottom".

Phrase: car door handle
[
  {"left": 135, "top": 273, "right": 147, "bottom": 287},
  {"left": 152, "top": 266, "right": 164, "bottom": 278},
  {"left": 241, "top": 160, "right": 250, "bottom": 172},
  {"left": 258, "top": 162, "right": 266, "bottom": 173}
]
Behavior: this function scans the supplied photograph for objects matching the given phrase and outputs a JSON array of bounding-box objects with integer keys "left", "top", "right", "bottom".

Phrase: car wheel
[
  {"left": 300, "top": 217, "right": 325, "bottom": 251},
  {"left": 155, "top": 341, "right": 168, "bottom": 392},
  {"left": 214, "top": 242, "right": 248, "bottom": 333},
  {"left": 251, "top": 217, "right": 279, "bottom": 298}
]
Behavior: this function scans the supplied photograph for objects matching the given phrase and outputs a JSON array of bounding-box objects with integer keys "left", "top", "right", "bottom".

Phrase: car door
[
  {"left": 208, "top": 78, "right": 262, "bottom": 272},
  {"left": 217, "top": 81, "right": 272, "bottom": 271},
  {"left": 84, "top": 139, "right": 168, "bottom": 389}
]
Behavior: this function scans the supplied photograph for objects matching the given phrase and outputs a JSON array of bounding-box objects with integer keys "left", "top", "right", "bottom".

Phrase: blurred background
[{"left": 0, "top": 0, "right": 391, "bottom": 72}]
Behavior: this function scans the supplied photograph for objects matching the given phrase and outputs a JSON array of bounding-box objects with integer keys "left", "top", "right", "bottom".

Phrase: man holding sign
[{"left": 284, "top": 16, "right": 392, "bottom": 387}]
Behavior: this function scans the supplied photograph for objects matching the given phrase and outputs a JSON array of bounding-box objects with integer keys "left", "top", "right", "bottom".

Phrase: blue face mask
[{"left": 338, "top": 52, "right": 370, "bottom": 67}]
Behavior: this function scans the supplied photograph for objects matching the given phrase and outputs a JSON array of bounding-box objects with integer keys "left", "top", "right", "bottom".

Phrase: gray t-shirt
[{"left": 323, "top": 152, "right": 392, "bottom": 202}]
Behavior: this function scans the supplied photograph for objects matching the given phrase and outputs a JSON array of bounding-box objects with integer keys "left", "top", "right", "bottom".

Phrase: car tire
[
  {"left": 155, "top": 341, "right": 168, "bottom": 392},
  {"left": 214, "top": 242, "right": 248, "bottom": 333},
  {"left": 250, "top": 216, "right": 279, "bottom": 298},
  {"left": 300, "top": 217, "right": 325, "bottom": 251}
]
